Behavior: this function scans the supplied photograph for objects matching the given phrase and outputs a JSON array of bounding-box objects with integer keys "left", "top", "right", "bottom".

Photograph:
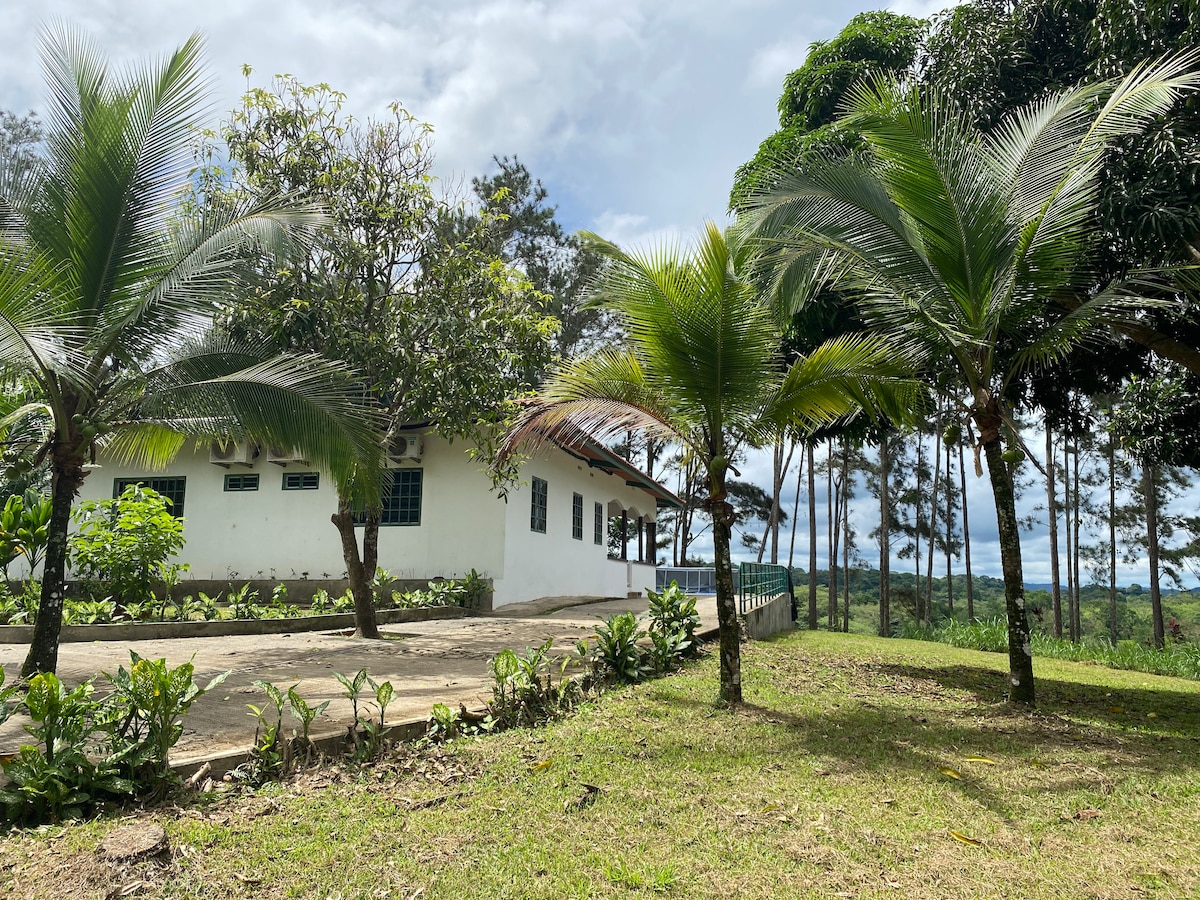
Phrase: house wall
[
  {"left": 496, "top": 448, "right": 658, "bottom": 606},
  {"left": 74, "top": 434, "right": 506, "bottom": 586},
  {"left": 71, "top": 435, "right": 665, "bottom": 608}
]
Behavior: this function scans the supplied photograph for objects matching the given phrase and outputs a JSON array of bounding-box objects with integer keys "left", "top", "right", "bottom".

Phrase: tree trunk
[
  {"left": 958, "top": 439, "right": 975, "bottom": 621},
  {"left": 331, "top": 496, "right": 380, "bottom": 639},
  {"left": 807, "top": 443, "right": 818, "bottom": 630},
  {"left": 842, "top": 441, "right": 850, "bottom": 633},
  {"left": 787, "top": 450, "right": 803, "bottom": 570},
  {"left": 1046, "top": 429, "right": 1063, "bottom": 639},
  {"left": 1144, "top": 464, "right": 1165, "bottom": 650},
  {"left": 1063, "top": 443, "right": 1076, "bottom": 642},
  {"left": 945, "top": 437, "right": 953, "bottom": 617},
  {"left": 878, "top": 432, "right": 892, "bottom": 637},
  {"left": 914, "top": 430, "right": 923, "bottom": 623},
  {"left": 827, "top": 440, "right": 838, "bottom": 629},
  {"left": 1071, "top": 446, "right": 1083, "bottom": 642},
  {"left": 925, "top": 421, "right": 942, "bottom": 624},
  {"left": 979, "top": 418, "right": 1036, "bottom": 705},
  {"left": 710, "top": 496, "right": 742, "bottom": 703},
  {"left": 21, "top": 444, "right": 88, "bottom": 677},
  {"left": 1108, "top": 440, "right": 1118, "bottom": 643}
]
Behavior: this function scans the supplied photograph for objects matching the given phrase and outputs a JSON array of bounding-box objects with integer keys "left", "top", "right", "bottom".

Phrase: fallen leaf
[
  {"left": 760, "top": 803, "right": 781, "bottom": 813},
  {"left": 1073, "top": 809, "right": 1102, "bottom": 821},
  {"left": 939, "top": 767, "right": 962, "bottom": 780},
  {"left": 529, "top": 760, "right": 552, "bottom": 773},
  {"left": 1147, "top": 712, "right": 1158, "bottom": 719},
  {"left": 1108, "top": 706, "right": 1124, "bottom": 713},
  {"left": 962, "top": 756, "right": 996, "bottom": 765},
  {"left": 949, "top": 830, "right": 983, "bottom": 847}
]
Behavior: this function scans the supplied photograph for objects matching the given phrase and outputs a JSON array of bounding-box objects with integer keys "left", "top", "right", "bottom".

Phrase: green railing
[{"left": 738, "top": 562, "right": 791, "bottom": 614}]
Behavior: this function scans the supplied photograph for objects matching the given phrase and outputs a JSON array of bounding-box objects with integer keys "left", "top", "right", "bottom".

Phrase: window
[
  {"left": 594, "top": 502, "right": 603, "bottom": 545},
  {"left": 530, "top": 477, "right": 547, "bottom": 533},
  {"left": 282, "top": 472, "right": 320, "bottom": 490},
  {"left": 572, "top": 493, "right": 584, "bottom": 540},
  {"left": 223, "top": 473, "right": 259, "bottom": 492},
  {"left": 113, "top": 477, "right": 186, "bottom": 516},
  {"left": 381, "top": 469, "right": 422, "bottom": 526}
]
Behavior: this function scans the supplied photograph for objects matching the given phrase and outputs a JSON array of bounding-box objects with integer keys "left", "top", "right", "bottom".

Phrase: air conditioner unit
[
  {"left": 387, "top": 434, "right": 423, "bottom": 463},
  {"left": 209, "top": 441, "right": 256, "bottom": 467},
  {"left": 267, "top": 444, "right": 308, "bottom": 466}
]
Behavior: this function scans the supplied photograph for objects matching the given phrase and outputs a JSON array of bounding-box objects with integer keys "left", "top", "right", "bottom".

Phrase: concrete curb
[{"left": 0, "top": 605, "right": 470, "bottom": 643}]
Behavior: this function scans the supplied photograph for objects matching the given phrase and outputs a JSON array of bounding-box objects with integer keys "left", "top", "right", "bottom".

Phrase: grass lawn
[{"left": 4, "top": 630, "right": 1200, "bottom": 899}]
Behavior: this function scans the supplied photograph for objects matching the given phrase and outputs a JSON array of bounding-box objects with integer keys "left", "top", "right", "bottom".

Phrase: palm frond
[{"left": 125, "top": 342, "right": 382, "bottom": 488}]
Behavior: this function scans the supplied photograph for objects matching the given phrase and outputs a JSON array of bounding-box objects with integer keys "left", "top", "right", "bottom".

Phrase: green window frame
[
  {"left": 282, "top": 471, "right": 320, "bottom": 491},
  {"left": 223, "top": 473, "right": 259, "bottom": 492},
  {"left": 113, "top": 477, "right": 187, "bottom": 516},
  {"left": 530, "top": 477, "right": 548, "bottom": 533},
  {"left": 572, "top": 492, "right": 584, "bottom": 540},
  {"left": 381, "top": 469, "right": 422, "bottom": 526}
]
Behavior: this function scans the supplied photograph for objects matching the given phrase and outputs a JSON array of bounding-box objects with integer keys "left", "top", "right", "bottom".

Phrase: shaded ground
[{"left": 0, "top": 595, "right": 719, "bottom": 766}]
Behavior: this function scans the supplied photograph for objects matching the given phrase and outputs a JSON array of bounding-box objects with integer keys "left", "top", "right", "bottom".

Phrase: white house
[{"left": 72, "top": 430, "right": 679, "bottom": 608}]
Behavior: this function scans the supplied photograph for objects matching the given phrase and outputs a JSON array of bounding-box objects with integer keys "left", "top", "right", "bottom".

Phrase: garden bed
[{"left": 0, "top": 605, "right": 470, "bottom": 643}]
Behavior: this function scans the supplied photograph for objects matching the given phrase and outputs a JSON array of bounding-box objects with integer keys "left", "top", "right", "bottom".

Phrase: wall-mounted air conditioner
[
  {"left": 267, "top": 444, "right": 308, "bottom": 466},
  {"left": 386, "top": 434, "right": 423, "bottom": 464},
  {"left": 209, "top": 441, "right": 256, "bottom": 467}
]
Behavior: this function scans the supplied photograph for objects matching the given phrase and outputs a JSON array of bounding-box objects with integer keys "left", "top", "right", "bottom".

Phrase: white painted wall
[
  {"left": 495, "top": 447, "right": 659, "bottom": 606},
  {"left": 72, "top": 435, "right": 665, "bottom": 607}
]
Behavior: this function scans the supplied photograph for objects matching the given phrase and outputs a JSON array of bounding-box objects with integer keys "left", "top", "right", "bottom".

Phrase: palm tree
[
  {"left": 0, "top": 26, "right": 381, "bottom": 676},
  {"left": 742, "top": 56, "right": 1200, "bottom": 704},
  {"left": 501, "top": 223, "right": 917, "bottom": 703}
]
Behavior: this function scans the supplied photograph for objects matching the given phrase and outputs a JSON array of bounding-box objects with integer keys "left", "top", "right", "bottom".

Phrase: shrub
[
  {"left": 70, "top": 485, "right": 187, "bottom": 608},
  {"left": 593, "top": 612, "right": 648, "bottom": 684}
]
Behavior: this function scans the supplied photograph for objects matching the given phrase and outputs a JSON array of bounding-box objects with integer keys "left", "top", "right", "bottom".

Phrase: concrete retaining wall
[
  {"left": 0, "top": 605, "right": 470, "bottom": 644},
  {"left": 743, "top": 592, "right": 795, "bottom": 640}
]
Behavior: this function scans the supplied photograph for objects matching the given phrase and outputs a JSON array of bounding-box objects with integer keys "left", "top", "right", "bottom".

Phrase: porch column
[
  {"left": 620, "top": 510, "right": 628, "bottom": 560},
  {"left": 646, "top": 521, "right": 656, "bottom": 566},
  {"left": 637, "top": 516, "right": 644, "bottom": 562}
]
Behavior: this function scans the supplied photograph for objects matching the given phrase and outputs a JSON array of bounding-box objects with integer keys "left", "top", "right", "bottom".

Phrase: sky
[{"left": 0, "top": 0, "right": 1183, "bottom": 588}]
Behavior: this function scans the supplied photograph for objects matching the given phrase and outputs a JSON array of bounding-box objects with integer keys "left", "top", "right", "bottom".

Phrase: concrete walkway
[{"left": 0, "top": 596, "right": 718, "bottom": 772}]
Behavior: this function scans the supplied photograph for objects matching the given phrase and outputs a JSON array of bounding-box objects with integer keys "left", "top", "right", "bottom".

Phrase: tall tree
[
  {"left": 502, "top": 224, "right": 916, "bottom": 702},
  {"left": 0, "top": 29, "right": 380, "bottom": 676},
  {"left": 216, "top": 77, "right": 554, "bottom": 637},
  {"left": 466, "top": 156, "right": 614, "bottom": 366},
  {"left": 743, "top": 60, "right": 1200, "bottom": 703}
]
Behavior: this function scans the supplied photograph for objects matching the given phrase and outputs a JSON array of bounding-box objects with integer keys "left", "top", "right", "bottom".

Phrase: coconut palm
[
  {"left": 742, "top": 55, "right": 1200, "bottom": 704},
  {"left": 0, "top": 26, "right": 382, "bottom": 676},
  {"left": 502, "top": 223, "right": 918, "bottom": 703}
]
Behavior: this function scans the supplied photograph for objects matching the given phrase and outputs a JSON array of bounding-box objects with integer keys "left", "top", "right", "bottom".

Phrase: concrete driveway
[{"left": 0, "top": 596, "right": 718, "bottom": 771}]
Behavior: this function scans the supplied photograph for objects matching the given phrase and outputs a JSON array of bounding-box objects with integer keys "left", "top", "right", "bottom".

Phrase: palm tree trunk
[
  {"left": 1046, "top": 429, "right": 1063, "bottom": 639},
  {"left": 21, "top": 443, "right": 87, "bottom": 676},
  {"left": 878, "top": 431, "right": 892, "bottom": 637},
  {"left": 331, "top": 496, "right": 380, "bottom": 639},
  {"left": 1144, "top": 464, "right": 1165, "bottom": 650},
  {"left": 980, "top": 424, "right": 1036, "bottom": 705},
  {"left": 807, "top": 443, "right": 818, "bottom": 630},
  {"left": 958, "top": 439, "right": 975, "bottom": 621},
  {"left": 710, "top": 496, "right": 742, "bottom": 703}
]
